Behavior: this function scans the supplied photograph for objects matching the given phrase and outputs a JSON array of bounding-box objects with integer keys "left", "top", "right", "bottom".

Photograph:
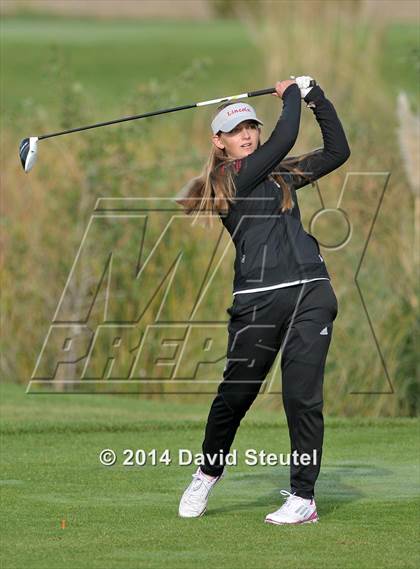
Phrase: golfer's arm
[
  {"left": 278, "top": 85, "right": 351, "bottom": 191},
  {"left": 231, "top": 83, "right": 301, "bottom": 197}
]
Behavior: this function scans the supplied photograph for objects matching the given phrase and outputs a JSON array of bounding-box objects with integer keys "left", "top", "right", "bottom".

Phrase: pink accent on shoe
[{"left": 307, "top": 510, "right": 318, "bottom": 522}]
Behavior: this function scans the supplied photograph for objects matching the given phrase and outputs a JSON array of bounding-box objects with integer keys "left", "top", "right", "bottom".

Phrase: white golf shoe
[
  {"left": 264, "top": 490, "right": 318, "bottom": 525},
  {"left": 178, "top": 467, "right": 224, "bottom": 518}
]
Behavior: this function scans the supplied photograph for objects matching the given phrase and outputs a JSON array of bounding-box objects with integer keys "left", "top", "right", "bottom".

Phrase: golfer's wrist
[
  {"left": 282, "top": 83, "right": 300, "bottom": 99},
  {"left": 303, "top": 84, "right": 325, "bottom": 104}
]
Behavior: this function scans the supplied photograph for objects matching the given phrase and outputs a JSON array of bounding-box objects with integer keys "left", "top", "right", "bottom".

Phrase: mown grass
[
  {"left": 380, "top": 23, "right": 420, "bottom": 111},
  {"left": 3, "top": 16, "right": 416, "bottom": 120},
  {"left": 1, "top": 16, "right": 262, "bottom": 122},
  {"left": 0, "top": 381, "right": 419, "bottom": 569}
]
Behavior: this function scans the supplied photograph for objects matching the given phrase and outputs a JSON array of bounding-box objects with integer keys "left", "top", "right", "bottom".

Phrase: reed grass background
[{"left": 1, "top": 1, "right": 418, "bottom": 416}]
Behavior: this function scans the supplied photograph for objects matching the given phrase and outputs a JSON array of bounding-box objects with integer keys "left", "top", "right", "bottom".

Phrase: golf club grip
[
  {"left": 248, "top": 80, "right": 316, "bottom": 99},
  {"left": 248, "top": 88, "right": 276, "bottom": 98}
]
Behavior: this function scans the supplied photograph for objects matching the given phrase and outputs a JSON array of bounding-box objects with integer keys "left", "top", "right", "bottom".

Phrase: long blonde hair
[{"left": 175, "top": 102, "right": 310, "bottom": 224}]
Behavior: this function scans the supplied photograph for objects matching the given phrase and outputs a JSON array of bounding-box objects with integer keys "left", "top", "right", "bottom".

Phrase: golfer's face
[{"left": 215, "top": 120, "right": 260, "bottom": 160}]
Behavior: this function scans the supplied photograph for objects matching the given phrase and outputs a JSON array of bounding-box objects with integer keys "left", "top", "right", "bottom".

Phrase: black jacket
[{"left": 219, "top": 83, "right": 351, "bottom": 295}]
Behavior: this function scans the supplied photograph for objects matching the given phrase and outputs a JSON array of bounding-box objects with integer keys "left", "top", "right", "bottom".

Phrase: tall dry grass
[
  {"left": 1, "top": 4, "right": 418, "bottom": 415},
  {"left": 233, "top": 0, "right": 418, "bottom": 416},
  {"left": 1, "top": 55, "right": 231, "bottom": 397}
]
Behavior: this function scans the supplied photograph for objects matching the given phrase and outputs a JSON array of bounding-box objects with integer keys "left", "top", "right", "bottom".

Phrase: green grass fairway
[
  {"left": 2, "top": 16, "right": 418, "bottom": 125},
  {"left": 1, "top": 17, "right": 262, "bottom": 123},
  {"left": 380, "top": 23, "right": 420, "bottom": 111},
  {"left": 1, "top": 382, "right": 419, "bottom": 569}
]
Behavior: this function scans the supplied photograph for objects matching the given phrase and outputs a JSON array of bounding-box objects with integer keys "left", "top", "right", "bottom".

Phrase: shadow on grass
[{"left": 204, "top": 463, "right": 391, "bottom": 517}]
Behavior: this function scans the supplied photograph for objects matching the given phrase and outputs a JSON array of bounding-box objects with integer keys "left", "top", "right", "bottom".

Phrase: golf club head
[{"left": 19, "top": 136, "right": 38, "bottom": 172}]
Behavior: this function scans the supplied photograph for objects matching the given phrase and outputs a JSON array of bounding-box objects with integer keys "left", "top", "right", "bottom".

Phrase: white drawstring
[
  {"left": 279, "top": 489, "right": 297, "bottom": 509},
  {"left": 280, "top": 489, "right": 295, "bottom": 498}
]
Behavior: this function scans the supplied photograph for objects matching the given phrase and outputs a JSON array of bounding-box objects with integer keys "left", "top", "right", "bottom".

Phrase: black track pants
[{"left": 200, "top": 279, "right": 338, "bottom": 499}]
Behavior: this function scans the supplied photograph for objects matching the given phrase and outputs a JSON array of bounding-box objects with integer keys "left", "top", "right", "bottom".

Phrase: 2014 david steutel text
[{"left": 99, "top": 448, "right": 318, "bottom": 467}]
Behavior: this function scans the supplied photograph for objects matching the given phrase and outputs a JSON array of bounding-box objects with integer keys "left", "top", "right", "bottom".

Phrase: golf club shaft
[{"left": 37, "top": 87, "right": 277, "bottom": 141}]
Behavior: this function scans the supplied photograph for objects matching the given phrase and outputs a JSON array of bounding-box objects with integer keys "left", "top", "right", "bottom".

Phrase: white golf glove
[{"left": 290, "top": 75, "right": 316, "bottom": 98}]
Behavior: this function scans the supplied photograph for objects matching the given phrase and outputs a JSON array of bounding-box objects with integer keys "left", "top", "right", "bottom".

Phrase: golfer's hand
[
  {"left": 290, "top": 75, "right": 316, "bottom": 98},
  {"left": 272, "top": 80, "right": 296, "bottom": 99}
]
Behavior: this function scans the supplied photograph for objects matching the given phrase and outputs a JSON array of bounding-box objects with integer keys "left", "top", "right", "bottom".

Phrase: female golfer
[{"left": 176, "top": 76, "right": 350, "bottom": 524}]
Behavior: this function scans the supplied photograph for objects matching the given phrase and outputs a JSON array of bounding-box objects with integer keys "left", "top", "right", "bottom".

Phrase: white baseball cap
[{"left": 211, "top": 102, "right": 263, "bottom": 135}]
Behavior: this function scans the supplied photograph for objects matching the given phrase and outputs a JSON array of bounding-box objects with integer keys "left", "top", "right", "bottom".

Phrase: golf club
[{"left": 19, "top": 79, "right": 316, "bottom": 173}]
